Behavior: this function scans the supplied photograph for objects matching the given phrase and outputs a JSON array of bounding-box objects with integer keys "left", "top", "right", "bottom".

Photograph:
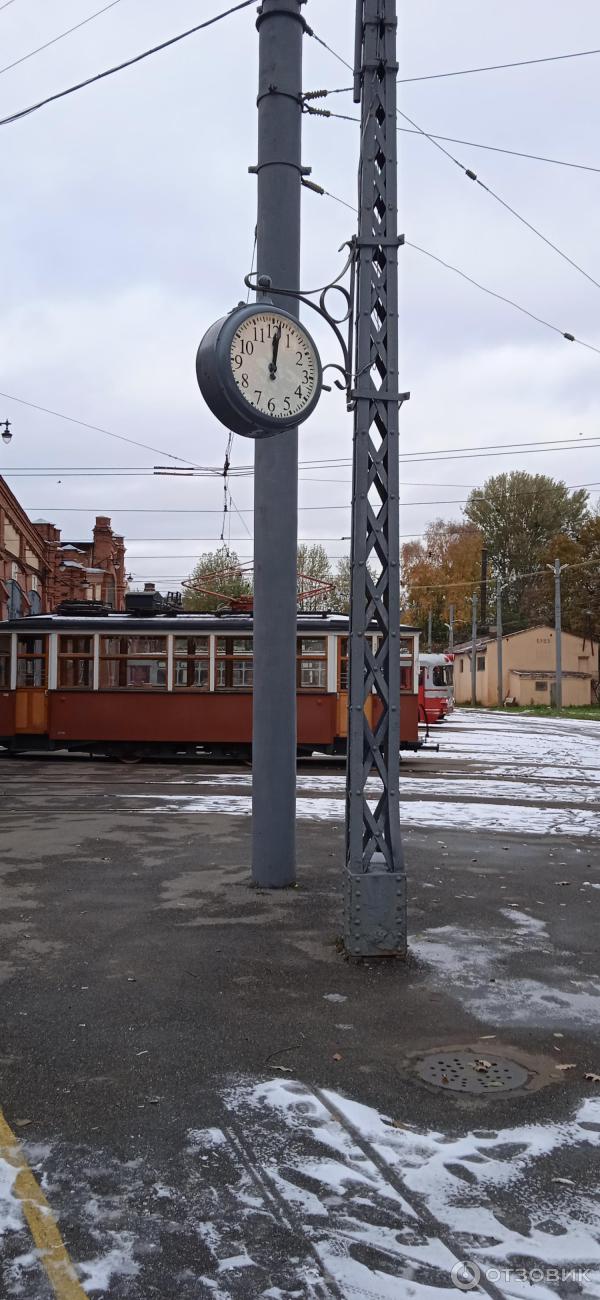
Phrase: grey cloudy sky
[{"left": 1, "top": 0, "right": 599, "bottom": 590}]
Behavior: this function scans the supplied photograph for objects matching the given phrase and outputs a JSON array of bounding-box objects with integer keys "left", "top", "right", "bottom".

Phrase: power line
[
  {"left": 0, "top": 0, "right": 256, "bottom": 128},
  {"left": 314, "top": 107, "right": 600, "bottom": 177},
  {"left": 405, "top": 240, "right": 600, "bottom": 356},
  {"left": 0, "top": 390, "right": 201, "bottom": 466},
  {"left": 309, "top": 35, "right": 600, "bottom": 85},
  {"left": 0, "top": 1, "right": 123, "bottom": 79},
  {"left": 397, "top": 47, "right": 600, "bottom": 84},
  {"left": 312, "top": 33, "right": 600, "bottom": 295},
  {"left": 0, "top": 0, "right": 18, "bottom": 10},
  {"left": 313, "top": 179, "right": 600, "bottom": 357}
]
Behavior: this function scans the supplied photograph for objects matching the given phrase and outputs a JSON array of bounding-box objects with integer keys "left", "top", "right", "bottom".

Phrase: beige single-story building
[{"left": 453, "top": 625, "right": 599, "bottom": 707}]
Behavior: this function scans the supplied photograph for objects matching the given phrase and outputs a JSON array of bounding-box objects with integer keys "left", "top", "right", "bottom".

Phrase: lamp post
[{"left": 1, "top": 420, "right": 12, "bottom": 444}]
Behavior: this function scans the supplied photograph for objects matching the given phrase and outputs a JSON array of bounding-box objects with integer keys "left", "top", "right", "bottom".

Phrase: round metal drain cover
[{"left": 416, "top": 1052, "right": 529, "bottom": 1094}]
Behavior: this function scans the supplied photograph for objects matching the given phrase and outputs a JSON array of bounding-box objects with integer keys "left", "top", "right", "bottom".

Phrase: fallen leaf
[
  {"left": 473, "top": 1059, "right": 492, "bottom": 1071},
  {"left": 555, "top": 1063, "right": 576, "bottom": 1071},
  {"left": 441, "top": 1073, "right": 449, "bottom": 1084},
  {"left": 556, "top": 881, "right": 571, "bottom": 886},
  {"left": 553, "top": 1033, "right": 564, "bottom": 1038},
  {"left": 552, "top": 1177, "right": 575, "bottom": 1185},
  {"left": 584, "top": 1073, "right": 600, "bottom": 1083},
  {"left": 273, "top": 1065, "right": 292, "bottom": 1073},
  {"left": 332, "top": 1053, "right": 342, "bottom": 1062},
  {"left": 479, "top": 1035, "right": 496, "bottom": 1040},
  {"left": 14, "top": 1119, "right": 32, "bottom": 1128}
]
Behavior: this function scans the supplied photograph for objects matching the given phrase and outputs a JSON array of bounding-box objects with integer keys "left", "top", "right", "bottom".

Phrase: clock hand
[{"left": 268, "top": 324, "right": 282, "bottom": 379}]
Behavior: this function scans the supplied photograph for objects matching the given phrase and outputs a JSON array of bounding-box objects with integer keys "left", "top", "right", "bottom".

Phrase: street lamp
[{"left": 1, "top": 420, "right": 11, "bottom": 445}]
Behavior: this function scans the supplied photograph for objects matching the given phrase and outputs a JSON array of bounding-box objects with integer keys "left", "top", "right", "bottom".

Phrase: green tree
[
  {"left": 297, "top": 543, "right": 333, "bottom": 611},
  {"left": 464, "top": 472, "right": 589, "bottom": 622},
  {"left": 329, "top": 555, "right": 380, "bottom": 614},
  {"left": 183, "top": 546, "right": 252, "bottom": 611},
  {"left": 522, "top": 511, "right": 600, "bottom": 643}
]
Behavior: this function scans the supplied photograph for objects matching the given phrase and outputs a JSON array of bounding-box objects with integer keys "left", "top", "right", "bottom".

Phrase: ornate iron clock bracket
[{"left": 244, "top": 238, "right": 358, "bottom": 410}]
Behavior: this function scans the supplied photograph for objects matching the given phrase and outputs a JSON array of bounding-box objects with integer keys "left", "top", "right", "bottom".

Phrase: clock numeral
[
  {"left": 240, "top": 339, "right": 254, "bottom": 355},
  {"left": 254, "top": 390, "right": 262, "bottom": 403},
  {"left": 284, "top": 332, "right": 291, "bottom": 349},
  {"left": 294, "top": 385, "right": 303, "bottom": 399},
  {"left": 302, "top": 370, "right": 310, "bottom": 384},
  {"left": 284, "top": 396, "right": 291, "bottom": 412},
  {"left": 233, "top": 354, "right": 243, "bottom": 369},
  {"left": 296, "top": 351, "right": 303, "bottom": 366},
  {"left": 267, "top": 398, "right": 276, "bottom": 414},
  {"left": 241, "top": 373, "right": 249, "bottom": 389}
]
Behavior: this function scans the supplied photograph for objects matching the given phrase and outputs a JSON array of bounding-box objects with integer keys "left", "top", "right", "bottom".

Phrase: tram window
[
  {"left": 174, "top": 636, "right": 209, "bottom": 690},
  {"left": 99, "top": 635, "right": 167, "bottom": 689},
  {"left": 339, "top": 637, "right": 348, "bottom": 691},
  {"left": 297, "top": 636, "right": 327, "bottom": 689},
  {"left": 400, "top": 665, "right": 413, "bottom": 693},
  {"left": 0, "top": 635, "right": 11, "bottom": 687},
  {"left": 445, "top": 665, "right": 454, "bottom": 685},
  {"left": 58, "top": 635, "right": 94, "bottom": 688},
  {"left": 16, "top": 635, "right": 46, "bottom": 687},
  {"left": 216, "top": 636, "right": 253, "bottom": 690},
  {"left": 432, "top": 666, "right": 445, "bottom": 687}
]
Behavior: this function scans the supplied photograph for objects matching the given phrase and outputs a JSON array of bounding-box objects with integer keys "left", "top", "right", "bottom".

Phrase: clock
[{"left": 196, "top": 303, "right": 323, "bottom": 439}]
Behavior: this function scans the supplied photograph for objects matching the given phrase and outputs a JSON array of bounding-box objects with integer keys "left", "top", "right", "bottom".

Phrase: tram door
[{"left": 15, "top": 635, "right": 48, "bottom": 733}]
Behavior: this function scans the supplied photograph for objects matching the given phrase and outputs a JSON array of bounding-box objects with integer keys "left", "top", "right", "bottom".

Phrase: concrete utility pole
[
  {"left": 471, "top": 592, "right": 478, "bottom": 706},
  {"left": 549, "top": 557, "right": 564, "bottom": 710},
  {"left": 496, "top": 582, "right": 503, "bottom": 707},
  {"left": 251, "top": 0, "right": 305, "bottom": 887},
  {"left": 427, "top": 609, "right": 433, "bottom": 652},
  {"left": 448, "top": 604, "right": 455, "bottom": 653},
  {"left": 345, "top": 0, "right": 406, "bottom": 956}
]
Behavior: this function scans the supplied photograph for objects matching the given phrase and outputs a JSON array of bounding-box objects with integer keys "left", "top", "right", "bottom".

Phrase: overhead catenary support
[
  {"left": 470, "top": 592, "right": 478, "bottom": 706},
  {"left": 549, "top": 557, "right": 565, "bottom": 709},
  {"left": 448, "top": 603, "right": 455, "bottom": 653},
  {"left": 251, "top": 0, "right": 305, "bottom": 887},
  {"left": 427, "top": 609, "right": 433, "bottom": 652},
  {"left": 344, "top": 0, "right": 407, "bottom": 957},
  {"left": 496, "top": 583, "right": 503, "bottom": 706}
]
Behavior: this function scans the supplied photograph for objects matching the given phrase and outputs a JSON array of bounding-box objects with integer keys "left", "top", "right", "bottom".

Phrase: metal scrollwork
[{"left": 244, "top": 238, "right": 357, "bottom": 408}]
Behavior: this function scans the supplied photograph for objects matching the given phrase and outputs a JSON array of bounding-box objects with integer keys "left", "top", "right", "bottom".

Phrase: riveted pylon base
[{"left": 344, "top": 859, "right": 407, "bottom": 957}]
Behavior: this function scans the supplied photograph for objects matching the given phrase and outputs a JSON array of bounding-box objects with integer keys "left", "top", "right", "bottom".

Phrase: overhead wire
[
  {"left": 0, "top": 0, "right": 256, "bottom": 128},
  {"left": 312, "top": 181, "right": 600, "bottom": 357},
  {"left": 0, "top": 1, "right": 123, "bottom": 79},
  {"left": 311, "top": 31, "right": 600, "bottom": 296},
  {"left": 310, "top": 106, "right": 600, "bottom": 177},
  {"left": 309, "top": 35, "right": 600, "bottom": 84}
]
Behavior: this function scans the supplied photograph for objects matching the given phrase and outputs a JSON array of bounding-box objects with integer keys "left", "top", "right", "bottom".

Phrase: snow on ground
[
  {"left": 115, "top": 712, "right": 600, "bottom": 838},
  {"left": 222, "top": 1077, "right": 600, "bottom": 1299}
]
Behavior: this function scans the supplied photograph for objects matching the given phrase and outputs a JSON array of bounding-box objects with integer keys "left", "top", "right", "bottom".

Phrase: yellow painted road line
[{"left": 0, "top": 1109, "right": 88, "bottom": 1300}]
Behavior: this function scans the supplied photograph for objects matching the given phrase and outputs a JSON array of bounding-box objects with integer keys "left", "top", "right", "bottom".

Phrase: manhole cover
[{"left": 415, "top": 1052, "right": 529, "bottom": 1093}]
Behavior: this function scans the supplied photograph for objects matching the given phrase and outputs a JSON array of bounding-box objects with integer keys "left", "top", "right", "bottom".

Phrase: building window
[
  {"left": 477, "top": 656, "right": 486, "bottom": 672},
  {"left": 216, "top": 636, "right": 253, "bottom": 689},
  {"left": 535, "top": 680, "right": 547, "bottom": 692},
  {"left": 99, "top": 635, "right": 167, "bottom": 688},
  {"left": 58, "top": 635, "right": 94, "bottom": 688},
  {"left": 460, "top": 659, "right": 464, "bottom": 673},
  {"left": 297, "top": 636, "right": 327, "bottom": 689},
  {"left": 339, "top": 637, "right": 348, "bottom": 691},
  {"left": 16, "top": 635, "right": 46, "bottom": 687},
  {"left": 174, "top": 636, "right": 209, "bottom": 689},
  {"left": 399, "top": 636, "right": 414, "bottom": 693},
  {"left": 0, "top": 634, "right": 11, "bottom": 688},
  {"left": 29, "top": 575, "right": 39, "bottom": 593}
]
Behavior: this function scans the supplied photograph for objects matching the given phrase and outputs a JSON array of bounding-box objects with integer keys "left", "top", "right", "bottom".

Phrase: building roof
[{"left": 454, "top": 625, "right": 599, "bottom": 655}]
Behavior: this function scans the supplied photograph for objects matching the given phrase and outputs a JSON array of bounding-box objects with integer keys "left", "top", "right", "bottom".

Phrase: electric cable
[
  {"left": 312, "top": 32, "right": 600, "bottom": 295},
  {"left": 0, "top": 1, "right": 123, "bottom": 79},
  {"left": 309, "top": 35, "right": 600, "bottom": 84},
  {"left": 0, "top": 0, "right": 256, "bottom": 128},
  {"left": 310, "top": 106, "right": 600, "bottom": 176},
  {"left": 313, "top": 184, "right": 600, "bottom": 356}
]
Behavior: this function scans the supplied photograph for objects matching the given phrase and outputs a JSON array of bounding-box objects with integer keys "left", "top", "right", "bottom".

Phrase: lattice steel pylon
[{"left": 344, "top": 0, "right": 407, "bottom": 957}]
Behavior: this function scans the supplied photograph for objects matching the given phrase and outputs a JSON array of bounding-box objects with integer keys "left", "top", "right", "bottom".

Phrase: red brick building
[{"left": 0, "top": 478, "right": 126, "bottom": 619}]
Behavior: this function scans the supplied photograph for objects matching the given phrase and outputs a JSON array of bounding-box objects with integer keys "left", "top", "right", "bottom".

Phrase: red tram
[{"left": 0, "top": 612, "right": 421, "bottom": 758}]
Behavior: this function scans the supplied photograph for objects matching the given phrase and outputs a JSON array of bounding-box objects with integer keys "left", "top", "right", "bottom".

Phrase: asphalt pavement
[{"left": 0, "top": 711, "right": 599, "bottom": 1298}]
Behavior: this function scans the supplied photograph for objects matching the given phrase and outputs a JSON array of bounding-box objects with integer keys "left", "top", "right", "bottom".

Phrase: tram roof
[{"left": 3, "top": 612, "right": 420, "bottom": 635}]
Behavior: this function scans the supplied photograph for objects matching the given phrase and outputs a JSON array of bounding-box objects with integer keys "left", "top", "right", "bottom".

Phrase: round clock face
[{"left": 229, "top": 311, "right": 319, "bottom": 423}]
